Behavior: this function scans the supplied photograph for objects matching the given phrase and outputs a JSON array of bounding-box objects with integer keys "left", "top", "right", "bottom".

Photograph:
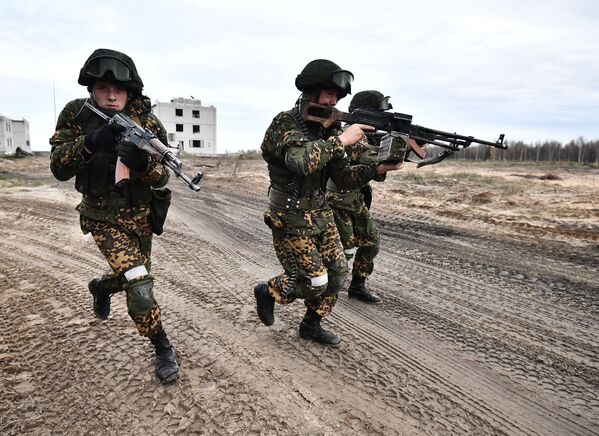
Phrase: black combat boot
[
  {"left": 149, "top": 328, "right": 179, "bottom": 384},
  {"left": 348, "top": 276, "right": 381, "bottom": 304},
  {"left": 254, "top": 282, "right": 275, "bottom": 326},
  {"left": 88, "top": 278, "right": 111, "bottom": 319},
  {"left": 299, "top": 308, "right": 341, "bottom": 345}
]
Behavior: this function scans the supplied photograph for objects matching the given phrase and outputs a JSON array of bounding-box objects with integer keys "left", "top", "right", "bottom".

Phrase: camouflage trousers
[
  {"left": 80, "top": 210, "right": 162, "bottom": 337},
  {"left": 268, "top": 220, "right": 348, "bottom": 317},
  {"left": 331, "top": 202, "right": 380, "bottom": 278}
]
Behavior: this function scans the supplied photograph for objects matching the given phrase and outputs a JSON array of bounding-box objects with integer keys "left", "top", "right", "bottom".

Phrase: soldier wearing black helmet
[
  {"left": 254, "top": 60, "right": 402, "bottom": 345},
  {"left": 327, "top": 90, "right": 398, "bottom": 304},
  {"left": 49, "top": 48, "right": 179, "bottom": 383}
]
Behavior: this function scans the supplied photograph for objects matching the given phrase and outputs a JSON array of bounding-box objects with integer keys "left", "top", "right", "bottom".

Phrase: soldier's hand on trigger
[
  {"left": 117, "top": 140, "right": 149, "bottom": 172},
  {"left": 84, "top": 123, "right": 126, "bottom": 154},
  {"left": 338, "top": 124, "right": 375, "bottom": 147}
]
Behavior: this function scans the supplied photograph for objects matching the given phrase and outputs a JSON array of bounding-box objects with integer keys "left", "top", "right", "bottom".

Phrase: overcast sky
[{"left": 1, "top": 0, "right": 598, "bottom": 153}]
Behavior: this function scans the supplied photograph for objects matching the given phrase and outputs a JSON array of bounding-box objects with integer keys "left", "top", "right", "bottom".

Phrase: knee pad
[
  {"left": 125, "top": 277, "right": 154, "bottom": 315},
  {"left": 324, "top": 273, "right": 346, "bottom": 296}
]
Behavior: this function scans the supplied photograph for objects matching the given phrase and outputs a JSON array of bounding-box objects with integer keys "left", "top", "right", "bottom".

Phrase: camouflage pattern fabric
[
  {"left": 260, "top": 107, "right": 383, "bottom": 316},
  {"left": 50, "top": 94, "right": 170, "bottom": 337},
  {"left": 327, "top": 134, "right": 384, "bottom": 278},
  {"left": 328, "top": 198, "right": 380, "bottom": 278},
  {"left": 80, "top": 213, "right": 162, "bottom": 336},
  {"left": 266, "top": 210, "right": 347, "bottom": 316}
]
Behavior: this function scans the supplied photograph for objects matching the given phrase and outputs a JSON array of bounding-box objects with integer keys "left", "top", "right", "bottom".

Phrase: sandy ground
[{"left": 0, "top": 154, "right": 597, "bottom": 435}]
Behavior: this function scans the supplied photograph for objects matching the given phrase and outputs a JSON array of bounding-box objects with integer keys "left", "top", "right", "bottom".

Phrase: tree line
[{"left": 438, "top": 138, "right": 599, "bottom": 165}]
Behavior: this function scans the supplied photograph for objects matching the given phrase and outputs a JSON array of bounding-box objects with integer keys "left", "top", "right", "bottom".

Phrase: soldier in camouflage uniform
[
  {"left": 49, "top": 48, "right": 178, "bottom": 383},
  {"left": 326, "top": 90, "right": 396, "bottom": 304},
  {"left": 254, "top": 60, "right": 402, "bottom": 345}
]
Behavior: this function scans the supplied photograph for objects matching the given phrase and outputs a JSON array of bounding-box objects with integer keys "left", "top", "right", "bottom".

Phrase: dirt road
[{"left": 1, "top": 155, "right": 597, "bottom": 435}]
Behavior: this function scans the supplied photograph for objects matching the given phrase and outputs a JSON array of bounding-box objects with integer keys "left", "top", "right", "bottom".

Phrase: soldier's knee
[
  {"left": 125, "top": 277, "right": 154, "bottom": 315},
  {"left": 298, "top": 273, "right": 328, "bottom": 299},
  {"left": 325, "top": 273, "right": 346, "bottom": 295}
]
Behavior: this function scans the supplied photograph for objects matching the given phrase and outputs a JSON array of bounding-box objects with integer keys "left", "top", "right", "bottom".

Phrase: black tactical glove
[
  {"left": 84, "top": 123, "right": 126, "bottom": 153},
  {"left": 117, "top": 141, "right": 149, "bottom": 172}
]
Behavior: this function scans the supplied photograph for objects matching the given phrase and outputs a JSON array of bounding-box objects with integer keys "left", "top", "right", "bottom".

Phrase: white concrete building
[
  {"left": 0, "top": 115, "right": 31, "bottom": 155},
  {"left": 152, "top": 98, "right": 216, "bottom": 154}
]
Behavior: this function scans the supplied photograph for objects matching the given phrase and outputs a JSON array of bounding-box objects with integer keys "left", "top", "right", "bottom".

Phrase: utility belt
[
  {"left": 326, "top": 179, "right": 360, "bottom": 195},
  {"left": 82, "top": 192, "right": 134, "bottom": 210},
  {"left": 268, "top": 187, "right": 325, "bottom": 210}
]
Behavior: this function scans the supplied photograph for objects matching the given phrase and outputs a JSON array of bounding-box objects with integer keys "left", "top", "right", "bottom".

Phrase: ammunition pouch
[
  {"left": 268, "top": 187, "right": 325, "bottom": 211},
  {"left": 377, "top": 132, "right": 410, "bottom": 164},
  {"left": 75, "top": 151, "right": 116, "bottom": 197},
  {"left": 149, "top": 187, "right": 171, "bottom": 236}
]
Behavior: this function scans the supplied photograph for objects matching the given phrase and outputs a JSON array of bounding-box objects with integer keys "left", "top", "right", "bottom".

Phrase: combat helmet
[
  {"left": 78, "top": 48, "right": 144, "bottom": 94},
  {"left": 295, "top": 59, "right": 353, "bottom": 99},
  {"left": 348, "top": 90, "right": 393, "bottom": 112}
]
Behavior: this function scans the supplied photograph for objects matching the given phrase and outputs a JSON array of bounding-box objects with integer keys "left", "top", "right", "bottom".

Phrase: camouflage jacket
[
  {"left": 326, "top": 134, "right": 386, "bottom": 211},
  {"left": 49, "top": 96, "right": 170, "bottom": 222},
  {"left": 261, "top": 108, "right": 380, "bottom": 236}
]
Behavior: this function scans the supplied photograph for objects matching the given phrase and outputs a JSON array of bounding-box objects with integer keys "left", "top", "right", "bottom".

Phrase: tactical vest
[
  {"left": 266, "top": 107, "right": 337, "bottom": 205},
  {"left": 74, "top": 103, "right": 152, "bottom": 213}
]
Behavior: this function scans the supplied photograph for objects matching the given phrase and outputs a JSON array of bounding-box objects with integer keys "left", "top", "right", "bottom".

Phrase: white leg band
[
  {"left": 310, "top": 273, "right": 328, "bottom": 288},
  {"left": 344, "top": 247, "right": 358, "bottom": 256},
  {"left": 124, "top": 265, "right": 149, "bottom": 281}
]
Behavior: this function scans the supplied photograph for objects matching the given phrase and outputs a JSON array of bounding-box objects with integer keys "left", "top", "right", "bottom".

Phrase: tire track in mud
[
  {"left": 2, "top": 159, "right": 598, "bottom": 435},
  {"left": 0, "top": 205, "right": 298, "bottom": 435},
  {"left": 332, "top": 298, "right": 596, "bottom": 436},
  {"left": 175, "top": 177, "right": 598, "bottom": 435},
  {"left": 151, "top": 208, "right": 416, "bottom": 435},
  {"left": 363, "top": 218, "right": 599, "bottom": 431},
  {"left": 166, "top": 182, "right": 597, "bottom": 435},
  {"left": 149, "top": 230, "right": 408, "bottom": 433}
]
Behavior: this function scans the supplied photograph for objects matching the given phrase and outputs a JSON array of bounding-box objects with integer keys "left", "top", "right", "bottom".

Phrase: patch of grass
[
  {"left": 450, "top": 172, "right": 498, "bottom": 184},
  {"left": 236, "top": 150, "right": 262, "bottom": 160},
  {"left": 400, "top": 172, "right": 428, "bottom": 184}
]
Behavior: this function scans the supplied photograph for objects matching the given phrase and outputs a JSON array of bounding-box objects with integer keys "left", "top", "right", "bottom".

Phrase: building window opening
[
  {"left": 176, "top": 124, "right": 184, "bottom": 132},
  {"left": 191, "top": 140, "right": 204, "bottom": 148},
  {"left": 175, "top": 108, "right": 183, "bottom": 117},
  {"left": 193, "top": 125, "right": 200, "bottom": 133},
  {"left": 192, "top": 110, "right": 200, "bottom": 118}
]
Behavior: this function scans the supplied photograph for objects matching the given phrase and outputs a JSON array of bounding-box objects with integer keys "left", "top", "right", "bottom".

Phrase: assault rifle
[
  {"left": 84, "top": 101, "right": 203, "bottom": 191},
  {"left": 300, "top": 100, "right": 506, "bottom": 167}
]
